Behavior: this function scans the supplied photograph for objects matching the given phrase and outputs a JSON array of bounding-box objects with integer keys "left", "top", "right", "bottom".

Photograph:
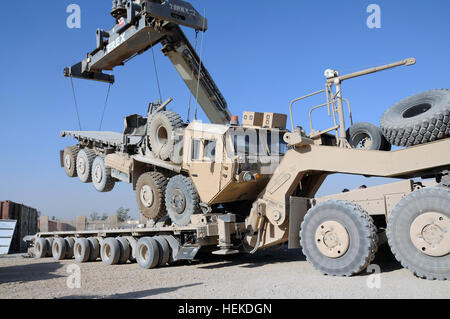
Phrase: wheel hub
[
  {"left": 315, "top": 221, "right": 350, "bottom": 258},
  {"left": 77, "top": 158, "right": 86, "bottom": 175},
  {"left": 93, "top": 165, "right": 103, "bottom": 183},
  {"left": 64, "top": 155, "right": 72, "bottom": 169},
  {"left": 355, "top": 134, "right": 372, "bottom": 149},
  {"left": 140, "top": 185, "right": 154, "bottom": 208},
  {"left": 170, "top": 189, "right": 186, "bottom": 214},
  {"left": 410, "top": 212, "right": 450, "bottom": 257}
]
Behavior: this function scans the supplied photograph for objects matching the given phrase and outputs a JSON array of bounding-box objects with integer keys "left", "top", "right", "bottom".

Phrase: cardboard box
[
  {"left": 263, "top": 112, "right": 287, "bottom": 129},
  {"left": 242, "top": 111, "right": 264, "bottom": 127}
]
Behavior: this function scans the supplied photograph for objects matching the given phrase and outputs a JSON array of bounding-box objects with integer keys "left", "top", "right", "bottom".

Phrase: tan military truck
[{"left": 31, "top": 1, "right": 450, "bottom": 280}]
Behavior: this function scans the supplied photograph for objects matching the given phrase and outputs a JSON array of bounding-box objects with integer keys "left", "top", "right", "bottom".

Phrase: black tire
[
  {"left": 136, "top": 172, "right": 168, "bottom": 220},
  {"left": 387, "top": 187, "right": 450, "bottom": 280},
  {"left": 74, "top": 238, "right": 91, "bottom": 263},
  {"left": 154, "top": 236, "right": 171, "bottom": 267},
  {"left": 165, "top": 175, "right": 201, "bottom": 226},
  {"left": 101, "top": 238, "right": 121, "bottom": 265},
  {"left": 136, "top": 237, "right": 160, "bottom": 269},
  {"left": 92, "top": 156, "right": 115, "bottom": 193},
  {"left": 87, "top": 237, "right": 100, "bottom": 261},
  {"left": 35, "top": 238, "right": 48, "bottom": 259},
  {"left": 45, "top": 238, "right": 54, "bottom": 257},
  {"left": 63, "top": 146, "right": 80, "bottom": 178},
  {"left": 380, "top": 89, "right": 450, "bottom": 147},
  {"left": 300, "top": 200, "right": 378, "bottom": 276},
  {"left": 52, "top": 238, "right": 67, "bottom": 260},
  {"left": 148, "top": 111, "right": 184, "bottom": 161},
  {"left": 346, "top": 122, "right": 388, "bottom": 151},
  {"left": 64, "top": 237, "right": 75, "bottom": 259},
  {"left": 116, "top": 237, "right": 131, "bottom": 264},
  {"left": 76, "top": 149, "right": 96, "bottom": 183}
]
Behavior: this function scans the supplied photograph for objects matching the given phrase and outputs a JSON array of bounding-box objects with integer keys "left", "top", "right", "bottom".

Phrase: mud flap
[
  {"left": 175, "top": 245, "right": 201, "bottom": 260},
  {"left": 288, "top": 197, "right": 310, "bottom": 249}
]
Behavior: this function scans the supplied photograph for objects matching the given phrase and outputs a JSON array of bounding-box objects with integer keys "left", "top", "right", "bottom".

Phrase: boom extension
[{"left": 64, "top": 0, "right": 231, "bottom": 124}]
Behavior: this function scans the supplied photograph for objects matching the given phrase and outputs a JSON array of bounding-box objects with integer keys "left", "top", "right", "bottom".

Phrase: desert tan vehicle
[{"left": 30, "top": 0, "right": 450, "bottom": 281}]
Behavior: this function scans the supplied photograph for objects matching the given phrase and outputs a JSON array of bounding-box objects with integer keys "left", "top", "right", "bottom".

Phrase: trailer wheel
[
  {"left": 165, "top": 175, "right": 201, "bottom": 226},
  {"left": 148, "top": 111, "right": 184, "bottom": 161},
  {"left": 116, "top": 237, "right": 131, "bottom": 264},
  {"left": 92, "top": 156, "right": 115, "bottom": 193},
  {"left": 87, "top": 237, "right": 100, "bottom": 261},
  {"left": 77, "top": 149, "right": 96, "bottom": 183},
  {"left": 387, "top": 187, "right": 450, "bottom": 280},
  {"left": 63, "top": 146, "right": 80, "bottom": 178},
  {"left": 35, "top": 238, "right": 48, "bottom": 259},
  {"left": 65, "top": 237, "right": 75, "bottom": 259},
  {"left": 74, "top": 238, "right": 91, "bottom": 263},
  {"left": 101, "top": 238, "right": 121, "bottom": 265},
  {"left": 300, "top": 200, "right": 378, "bottom": 276},
  {"left": 154, "top": 236, "right": 171, "bottom": 266},
  {"left": 45, "top": 238, "right": 54, "bottom": 257},
  {"left": 380, "top": 89, "right": 450, "bottom": 146},
  {"left": 346, "top": 122, "right": 388, "bottom": 151},
  {"left": 136, "top": 172, "right": 168, "bottom": 220},
  {"left": 136, "top": 237, "right": 160, "bottom": 269},
  {"left": 52, "top": 238, "right": 67, "bottom": 260}
]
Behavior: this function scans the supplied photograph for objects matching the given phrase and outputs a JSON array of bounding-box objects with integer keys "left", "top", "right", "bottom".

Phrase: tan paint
[
  {"left": 315, "top": 221, "right": 350, "bottom": 258},
  {"left": 410, "top": 212, "right": 450, "bottom": 257}
]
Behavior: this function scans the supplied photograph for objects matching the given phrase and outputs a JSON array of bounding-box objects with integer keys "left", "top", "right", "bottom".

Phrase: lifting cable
[
  {"left": 186, "top": 30, "right": 199, "bottom": 122},
  {"left": 99, "top": 83, "right": 112, "bottom": 131},
  {"left": 194, "top": 9, "right": 207, "bottom": 121},
  {"left": 147, "top": 29, "right": 163, "bottom": 104},
  {"left": 69, "top": 77, "right": 83, "bottom": 130}
]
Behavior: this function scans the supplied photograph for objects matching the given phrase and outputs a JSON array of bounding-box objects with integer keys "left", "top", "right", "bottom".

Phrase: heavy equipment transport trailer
[
  {"left": 244, "top": 135, "right": 450, "bottom": 279},
  {"left": 29, "top": 213, "right": 246, "bottom": 269}
]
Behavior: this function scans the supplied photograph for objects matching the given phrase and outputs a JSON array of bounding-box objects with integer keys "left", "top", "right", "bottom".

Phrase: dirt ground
[{"left": 0, "top": 245, "right": 449, "bottom": 299}]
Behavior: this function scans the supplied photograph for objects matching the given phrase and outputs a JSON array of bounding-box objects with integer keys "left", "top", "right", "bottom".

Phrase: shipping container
[{"left": 0, "top": 201, "right": 38, "bottom": 253}]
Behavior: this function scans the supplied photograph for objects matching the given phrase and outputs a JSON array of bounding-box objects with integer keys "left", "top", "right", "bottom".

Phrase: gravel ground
[{"left": 0, "top": 245, "right": 449, "bottom": 299}]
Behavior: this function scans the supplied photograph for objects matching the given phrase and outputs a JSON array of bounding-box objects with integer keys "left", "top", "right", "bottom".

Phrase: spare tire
[
  {"left": 346, "top": 122, "right": 389, "bottom": 151},
  {"left": 148, "top": 111, "right": 184, "bottom": 161},
  {"left": 165, "top": 175, "right": 201, "bottom": 226},
  {"left": 380, "top": 89, "right": 450, "bottom": 146}
]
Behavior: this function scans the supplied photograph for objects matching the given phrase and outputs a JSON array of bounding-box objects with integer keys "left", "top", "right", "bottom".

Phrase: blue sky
[{"left": 0, "top": 0, "right": 449, "bottom": 220}]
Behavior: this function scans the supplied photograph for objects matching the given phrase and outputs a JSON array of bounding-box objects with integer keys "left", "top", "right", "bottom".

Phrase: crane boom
[{"left": 64, "top": 0, "right": 231, "bottom": 125}]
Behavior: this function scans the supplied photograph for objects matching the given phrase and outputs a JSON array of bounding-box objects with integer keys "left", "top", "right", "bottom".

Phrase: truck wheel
[
  {"left": 116, "top": 237, "right": 131, "bottom": 264},
  {"left": 136, "top": 172, "right": 168, "bottom": 220},
  {"left": 300, "top": 200, "right": 378, "bottom": 276},
  {"left": 154, "top": 236, "right": 171, "bottom": 266},
  {"left": 87, "top": 237, "right": 100, "bottom": 261},
  {"left": 74, "top": 238, "right": 91, "bottom": 263},
  {"left": 63, "top": 146, "right": 80, "bottom": 178},
  {"left": 35, "top": 238, "right": 48, "bottom": 258},
  {"left": 101, "top": 238, "right": 121, "bottom": 265},
  {"left": 45, "top": 238, "right": 54, "bottom": 257},
  {"left": 346, "top": 122, "right": 388, "bottom": 151},
  {"left": 387, "top": 187, "right": 450, "bottom": 280},
  {"left": 65, "top": 237, "right": 75, "bottom": 259},
  {"left": 92, "top": 156, "right": 115, "bottom": 192},
  {"left": 52, "top": 238, "right": 67, "bottom": 260},
  {"left": 148, "top": 111, "right": 184, "bottom": 161},
  {"left": 380, "top": 89, "right": 450, "bottom": 146},
  {"left": 165, "top": 175, "right": 200, "bottom": 226},
  {"left": 77, "top": 149, "right": 96, "bottom": 183},
  {"left": 136, "top": 237, "right": 160, "bottom": 269}
]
